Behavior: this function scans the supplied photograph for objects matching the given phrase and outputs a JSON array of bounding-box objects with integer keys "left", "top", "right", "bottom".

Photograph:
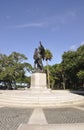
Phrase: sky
[{"left": 0, "top": 0, "right": 84, "bottom": 67}]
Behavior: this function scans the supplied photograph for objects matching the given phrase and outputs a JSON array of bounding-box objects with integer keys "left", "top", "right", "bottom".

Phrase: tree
[
  {"left": 77, "top": 70, "right": 84, "bottom": 87},
  {"left": 55, "top": 64, "right": 66, "bottom": 89},
  {"left": 62, "top": 50, "right": 78, "bottom": 88},
  {"left": 44, "top": 49, "right": 53, "bottom": 88},
  {"left": 76, "top": 45, "right": 84, "bottom": 70},
  {"left": 61, "top": 44, "right": 84, "bottom": 89},
  {"left": 44, "top": 65, "right": 55, "bottom": 89},
  {"left": 0, "top": 52, "right": 32, "bottom": 89}
]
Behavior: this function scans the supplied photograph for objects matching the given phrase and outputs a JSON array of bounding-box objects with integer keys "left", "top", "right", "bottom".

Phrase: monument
[
  {"left": 31, "top": 41, "right": 47, "bottom": 90},
  {"left": 33, "top": 41, "right": 45, "bottom": 73}
]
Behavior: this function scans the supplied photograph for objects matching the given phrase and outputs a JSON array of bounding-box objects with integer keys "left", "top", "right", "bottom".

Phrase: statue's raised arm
[{"left": 39, "top": 41, "right": 45, "bottom": 60}]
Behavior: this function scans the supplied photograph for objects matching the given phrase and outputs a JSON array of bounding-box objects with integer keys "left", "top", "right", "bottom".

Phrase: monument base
[{"left": 31, "top": 73, "right": 47, "bottom": 91}]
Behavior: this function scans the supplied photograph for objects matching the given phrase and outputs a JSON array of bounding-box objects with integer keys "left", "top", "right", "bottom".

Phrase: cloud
[
  {"left": 8, "top": 22, "right": 45, "bottom": 29},
  {"left": 70, "top": 44, "right": 78, "bottom": 51},
  {"left": 81, "top": 41, "right": 84, "bottom": 45},
  {"left": 47, "top": 10, "right": 76, "bottom": 23},
  {"left": 7, "top": 10, "right": 77, "bottom": 30},
  {"left": 41, "top": 10, "right": 77, "bottom": 32},
  {"left": 70, "top": 41, "right": 84, "bottom": 51},
  {"left": 6, "top": 15, "right": 11, "bottom": 19},
  {"left": 57, "top": 11, "right": 77, "bottom": 24},
  {"left": 51, "top": 26, "right": 59, "bottom": 32}
]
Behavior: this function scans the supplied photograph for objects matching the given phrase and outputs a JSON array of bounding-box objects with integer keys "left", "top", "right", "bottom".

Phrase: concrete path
[
  {"left": 0, "top": 105, "right": 84, "bottom": 130},
  {"left": 17, "top": 123, "right": 84, "bottom": 130},
  {"left": 0, "top": 90, "right": 84, "bottom": 130},
  {"left": 28, "top": 108, "right": 48, "bottom": 124},
  {"left": 17, "top": 107, "right": 84, "bottom": 130}
]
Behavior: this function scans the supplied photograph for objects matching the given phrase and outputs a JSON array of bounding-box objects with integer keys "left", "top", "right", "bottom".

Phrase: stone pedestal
[{"left": 31, "top": 73, "right": 47, "bottom": 90}]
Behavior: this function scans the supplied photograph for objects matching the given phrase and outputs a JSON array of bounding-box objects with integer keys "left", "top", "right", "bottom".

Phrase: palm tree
[{"left": 44, "top": 49, "right": 53, "bottom": 88}]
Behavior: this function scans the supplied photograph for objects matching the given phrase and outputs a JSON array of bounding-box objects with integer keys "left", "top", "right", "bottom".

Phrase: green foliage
[
  {"left": 0, "top": 44, "right": 83, "bottom": 90},
  {"left": 77, "top": 70, "right": 84, "bottom": 88},
  {"left": 44, "top": 49, "right": 53, "bottom": 61},
  {"left": 61, "top": 44, "right": 84, "bottom": 89},
  {"left": 77, "top": 70, "right": 84, "bottom": 81},
  {"left": 0, "top": 52, "right": 32, "bottom": 85},
  {"left": 47, "top": 44, "right": 84, "bottom": 90}
]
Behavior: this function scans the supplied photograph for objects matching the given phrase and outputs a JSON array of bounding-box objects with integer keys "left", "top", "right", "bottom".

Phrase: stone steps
[{"left": 0, "top": 90, "right": 84, "bottom": 107}]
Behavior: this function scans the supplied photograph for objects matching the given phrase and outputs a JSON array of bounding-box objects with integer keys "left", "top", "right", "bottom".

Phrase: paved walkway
[
  {"left": 17, "top": 123, "right": 84, "bottom": 130},
  {"left": 17, "top": 106, "right": 84, "bottom": 130},
  {"left": 0, "top": 105, "right": 84, "bottom": 130},
  {"left": 0, "top": 90, "right": 84, "bottom": 130}
]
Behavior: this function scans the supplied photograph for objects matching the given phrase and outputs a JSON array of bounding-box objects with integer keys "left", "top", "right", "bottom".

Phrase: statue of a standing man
[{"left": 33, "top": 41, "right": 45, "bottom": 72}]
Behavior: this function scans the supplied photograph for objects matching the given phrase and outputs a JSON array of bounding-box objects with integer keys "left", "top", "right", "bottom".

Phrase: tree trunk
[
  {"left": 83, "top": 83, "right": 84, "bottom": 87},
  {"left": 62, "top": 74, "right": 66, "bottom": 90},
  {"left": 46, "top": 60, "right": 50, "bottom": 88}
]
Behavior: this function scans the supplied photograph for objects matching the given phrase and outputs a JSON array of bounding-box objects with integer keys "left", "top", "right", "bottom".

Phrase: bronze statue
[{"left": 33, "top": 41, "right": 45, "bottom": 72}]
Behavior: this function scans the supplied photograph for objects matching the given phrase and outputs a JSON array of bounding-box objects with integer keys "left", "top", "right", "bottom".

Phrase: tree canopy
[
  {"left": 0, "top": 52, "right": 32, "bottom": 89},
  {"left": 48, "top": 44, "right": 84, "bottom": 90},
  {"left": 0, "top": 44, "right": 84, "bottom": 90}
]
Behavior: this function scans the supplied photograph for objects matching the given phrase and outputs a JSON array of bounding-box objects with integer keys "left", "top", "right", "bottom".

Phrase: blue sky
[{"left": 0, "top": 0, "right": 84, "bottom": 67}]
